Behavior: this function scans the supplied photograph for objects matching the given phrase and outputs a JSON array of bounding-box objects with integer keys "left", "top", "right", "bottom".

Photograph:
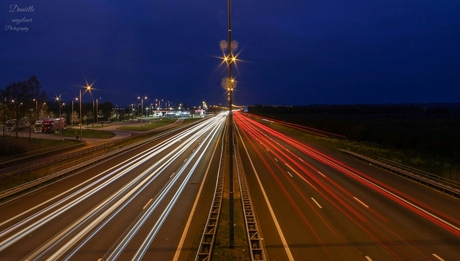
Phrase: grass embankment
[
  {"left": 0, "top": 137, "right": 80, "bottom": 191},
  {"left": 0, "top": 118, "right": 197, "bottom": 192},
  {"left": 211, "top": 198, "right": 250, "bottom": 261},
  {"left": 0, "top": 136, "right": 78, "bottom": 156},
  {"left": 55, "top": 128, "right": 115, "bottom": 139},
  {"left": 117, "top": 118, "right": 177, "bottom": 131},
  {"left": 250, "top": 115, "right": 460, "bottom": 181}
]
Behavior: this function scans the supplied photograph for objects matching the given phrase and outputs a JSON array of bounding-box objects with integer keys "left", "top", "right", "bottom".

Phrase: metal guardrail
[
  {"left": 0, "top": 142, "right": 114, "bottom": 180},
  {"left": 0, "top": 120, "right": 202, "bottom": 201},
  {"left": 195, "top": 128, "right": 226, "bottom": 261},
  {"left": 378, "top": 157, "right": 460, "bottom": 185},
  {"left": 235, "top": 142, "right": 267, "bottom": 261},
  {"left": 339, "top": 149, "right": 460, "bottom": 198},
  {"left": 0, "top": 140, "right": 85, "bottom": 168},
  {"left": 0, "top": 143, "right": 115, "bottom": 200}
]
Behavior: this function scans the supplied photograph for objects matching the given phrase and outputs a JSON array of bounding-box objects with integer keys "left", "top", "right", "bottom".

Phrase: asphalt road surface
[
  {"left": 234, "top": 111, "right": 459, "bottom": 261},
  {"left": 0, "top": 115, "right": 226, "bottom": 260},
  {"left": 1, "top": 112, "right": 459, "bottom": 260}
]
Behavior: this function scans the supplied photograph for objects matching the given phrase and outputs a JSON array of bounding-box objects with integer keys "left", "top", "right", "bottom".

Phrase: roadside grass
[
  {"left": 212, "top": 198, "right": 250, "bottom": 261},
  {"left": 0, "top": 168, "right": 49, "bottom": 192},
  {"left": 0, "top": 118, "right": 205, "bottom": 193},
  {"left": 55, "top": 128, "right": 115, "bottom": 139},
  {"left": 117, "top": 119, "right": 177, "bottom": 131},
  {"left": 251, "top": 115, "right": 460, "bottom": 181},
  {"left": 0, "top": 137, "right": 78, "bottom": 157}
]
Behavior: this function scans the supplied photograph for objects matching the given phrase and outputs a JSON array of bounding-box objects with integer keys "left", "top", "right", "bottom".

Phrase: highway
[
  {"left": 234, "top": 111, "right": 460, "bottom": 261},
  {"left": 0, "top": 114, "right": 227, "bottom": 260},
  {"left": 1, "top": 111, "right": 459, "bottom": 261}
]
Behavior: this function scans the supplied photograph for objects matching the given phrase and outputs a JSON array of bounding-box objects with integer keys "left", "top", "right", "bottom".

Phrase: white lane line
[
  {"left": 432, "top": 253, "right": 445, "bottom": 261},
  {"left": 287, "top": 171, "right": 293, "bottom": 178},
  {"left": 365, "top": 256, "right": 372, "bottom": 261},
  {"left": 274, "top": 157, "right": 278, "bottom": 162},
  {"left": 304, "top": 150, "right": 460, "bottom": 235},
  {"left": 240, "top": 132, "right": 295, "bottom": 260},
  {"left": 317, "top": 171, "right": 326, "bottom": 177},
  {"left": 285, "top": 163, "right": 317, "bottom": 190},
  {"left": 170, "top": 172, "right": 176, "bottom": 179},
  {"left": 142, "top": 199, "right": 153, "bottom": 210},
  {"left": 311, "top": 197, "right": 322, "bottom": 209},
  {"left": 353, "top": 197, "right": 369, "bottom": 208}
]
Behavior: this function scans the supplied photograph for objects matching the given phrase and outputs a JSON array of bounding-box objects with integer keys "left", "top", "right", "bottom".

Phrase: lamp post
[
  {"left": 138, "top": 96, "right": 147, "bottom": 126},
  {"left": 96, "top": 98, "right": 98, "bottom": 124},
  {"left": 225, "top": 0, "right": 236, "bottom": 248},
  {"left": 56, "top": 94, "right": 63, "bottom": 141},
  {"left": 79, "top": 89, "right": 82, "bottom": 140},
  {"left": 33, "top": 98, "right": 38, "bottom": 121},
  {"left": 79, "top": 85, "right": 91, "bottom": 141},
  {"left": 72, "top": 98, "right": 75, "bottom": 128}
]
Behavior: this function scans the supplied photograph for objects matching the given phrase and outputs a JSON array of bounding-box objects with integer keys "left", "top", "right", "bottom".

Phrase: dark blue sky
[{"left": 2, "top": 1, "right": 460, "bottom": 107}]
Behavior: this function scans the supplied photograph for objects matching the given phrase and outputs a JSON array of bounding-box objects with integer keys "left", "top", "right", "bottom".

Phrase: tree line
[{"left": 248, "top": 104, "right": 460, "bottom": 164}]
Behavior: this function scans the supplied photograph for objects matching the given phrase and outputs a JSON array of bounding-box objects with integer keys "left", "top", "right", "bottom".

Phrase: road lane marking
[
  {"left": 240, "top": 132, "right": 295, "bottom": 260},
  {"left": 287, "top": 171, "right": 293, "bottom": 177},
  {"left": 285, "top": 163, "right": 317, "bottom": 190},
  {"left": 143, "top": 199, "right": 153, "bottom": 210},
  {"left": 173, "top": 128, "right": 222, "bottom": 261},
  {"left": 303, "top": 149, "right": 460, "bottom": 235},
  {"left": 170, "top": 172, "right": 176, "bottom": 178},
  {"left": 317, "top": 171, "right": 326, "bottom": 177},
  {"left": 365, "top": 256, "right": 372, "bottom": 261},
  {"left": 432, "top": 253, "right": 445, "bottom": 261},
  {"left": 311, "top": 197, "right": 322, "bottom": 209},
  {"left": 274, "top": 157, "right": 278, "bottom": 162},
  {"left": 353, "top": 197, "right": 369, "bottom": 208}
]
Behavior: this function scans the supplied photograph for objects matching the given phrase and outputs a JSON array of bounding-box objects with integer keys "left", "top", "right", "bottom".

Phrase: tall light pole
[
  {"left": 226, "top": 0, "right": 236, "bottom": 249},
  {"left": 95, "top": 98, "right": 98, "bottom": 124},
  {"left": 79, "top": 85, "right": 91, "bottom": 141},
  {"left": 138, "top": 96, "right": 147, "bottom": 126},
  {"left": 57, "top": 94, "right": 63, "bottom": 141},
  {"left": 79, "top": 89, "right": 82, "bottom": 140},
  {"left": 71, "top": 98, "right": 75, "bottom": 128}
]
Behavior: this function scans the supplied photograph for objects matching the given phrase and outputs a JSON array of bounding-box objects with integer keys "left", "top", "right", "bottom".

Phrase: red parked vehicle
[{"left": 42, "top": 118, "right": 66, "bottom": 133}]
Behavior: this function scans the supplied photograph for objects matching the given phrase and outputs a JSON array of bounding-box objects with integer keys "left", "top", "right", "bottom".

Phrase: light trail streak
[
  {"left": 61, "top": 116, "right": 225, "bottom": 260},
  {"left": 0, "top": 115, "right": 226, "bottom": 259},
  {"left": 173, "top": 120, "right": 225, "bottom": 261},
  {"left": 236, "top": 122, "right": 295, "bottom": 261},
  {"left": 235, "top": 112, "right": 459, "bottom": 259},
  {"left": 132, "top": 122, "right": 223, "bottom": 260},
  {"left": 235, "top": 112, "right": 460, "bottom": 237},
  {"left": 4, "top": 122, "right": 201, "bottom": 255},
  {"left": 106, "top": 115, "right": 225, "bottom": 260}
]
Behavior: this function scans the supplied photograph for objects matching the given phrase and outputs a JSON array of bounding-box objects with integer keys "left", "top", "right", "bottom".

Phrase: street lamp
[
  {"left": 56, "top": 94, "right": 63, "bottom": 140},
  {"left": 72, "top": 98, "right": 76, "bottom": 128},
  {"left": 138, "top": 96, "right": 147, "bottom": 126},
  {"left": 80, "top": 85, "right": 91, "bottom": 141},
  {"left": 95, "top": 97, "right": 101, "bottom": 124},
  {"left": 224, "top": 0, "right": 236, "bottom": 248}
]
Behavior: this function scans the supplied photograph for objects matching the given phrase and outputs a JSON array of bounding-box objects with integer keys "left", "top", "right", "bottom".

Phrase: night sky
[{"left": 2, "top": 1, "right": 460, "bottom": 107}]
